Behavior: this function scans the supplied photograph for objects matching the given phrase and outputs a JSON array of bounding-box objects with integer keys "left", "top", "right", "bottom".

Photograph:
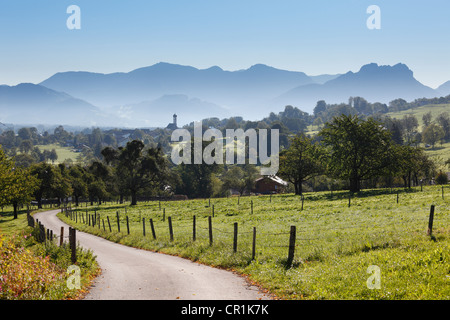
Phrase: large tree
[
  {"left": 221, "top": 165, "right": 259, "bottom": 196},
  {"left": 422, "top": 123, "right": 444, "bottom": 148},
  {"left": 172, "top": 138, "right": 221, "bottom": 199},
  {"left": 101, "top": 140, "right": 169, "bottom": 205},
  {"left": 320, "top": 114, "right": 393, "bottom": 193},
  {"left": 0, "top": 147, "right": 38, "bottom": 218},
  {"left": 29, "top": 162, "right": 70, "bottom": 208},
  {"left": 278, "top": 134, "right": 325, "bottom": 195}
]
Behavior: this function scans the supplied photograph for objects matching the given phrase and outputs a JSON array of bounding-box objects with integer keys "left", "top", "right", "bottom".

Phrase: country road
[{"left": 33, "top": 210, "right": 269, "bottom": 300}]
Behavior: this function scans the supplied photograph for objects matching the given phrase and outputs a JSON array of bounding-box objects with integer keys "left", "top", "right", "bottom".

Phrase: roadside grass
[
  {"left": 58, "top": 185, "right": 450, "bottom": 300},
  {"left": 0, "top": 207, "right": 100, "bottom": 300}
]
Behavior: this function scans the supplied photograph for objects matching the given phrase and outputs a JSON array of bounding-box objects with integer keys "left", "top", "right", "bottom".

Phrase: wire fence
[{"left": 60, "top": 200, "right": 448, "bottom": 266}]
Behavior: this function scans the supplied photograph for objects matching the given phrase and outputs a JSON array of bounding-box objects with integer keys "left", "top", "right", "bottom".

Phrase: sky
[{"left": 0, "top": 0, "right": 449, "bottom": 88}]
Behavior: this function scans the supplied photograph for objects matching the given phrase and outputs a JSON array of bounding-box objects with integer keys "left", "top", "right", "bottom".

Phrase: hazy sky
[{"left": 1, "top": 0, "right": 449, "bottom": 88}]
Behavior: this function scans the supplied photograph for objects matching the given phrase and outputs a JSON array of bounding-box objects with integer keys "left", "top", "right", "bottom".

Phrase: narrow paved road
[{"left": 34, "top": 210, "right": 269, "bottom": 300}]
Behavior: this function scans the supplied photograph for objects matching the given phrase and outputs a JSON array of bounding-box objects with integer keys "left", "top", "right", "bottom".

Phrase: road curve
[{"left": 34, "top": 210, "right": 269, "bottom": 300}]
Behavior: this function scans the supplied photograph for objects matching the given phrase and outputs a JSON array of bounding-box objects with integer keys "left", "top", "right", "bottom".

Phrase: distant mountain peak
[{"left": 357, "top": 62, "right": 413, "bottom": 77}]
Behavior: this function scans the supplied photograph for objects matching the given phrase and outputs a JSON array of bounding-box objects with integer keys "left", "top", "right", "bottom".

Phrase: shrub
[
  {"left": 0, "top": 233, "right": 65, "bottom": 300},
  {"left": 435, "top": 171, "right": 449, "bottom": 185}
]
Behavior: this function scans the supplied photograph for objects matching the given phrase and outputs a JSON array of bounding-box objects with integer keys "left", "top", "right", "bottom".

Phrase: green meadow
[
  {"left": 37, "top": 144, "right": 81, "bottom": 164},
  {"left": 58, "top": 185, "right": 450, "bottom": 300}
]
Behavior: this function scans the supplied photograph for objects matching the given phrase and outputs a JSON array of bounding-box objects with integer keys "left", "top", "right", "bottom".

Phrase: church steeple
[{"left": 166, "top": 114, "right": 179, "bottom": 130}]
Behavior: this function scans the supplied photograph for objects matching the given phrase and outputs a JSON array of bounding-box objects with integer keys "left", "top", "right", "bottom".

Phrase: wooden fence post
[
  {"left": 39, "top": 222, "right": 45, "bottom": 243},
  {"left": 70, "top": 227, "right": 77, "bottom": 264},
  {"left": 143, "top": 218, "right": 146, "bottom": 236},
  {"left": 107, "top": 216, "right": 112, "bottom": 232},
  {"left": 193, "top": 215, "right": 196, "bottom": 241},
  {"left": 427, "top": 205, "right": 435, "bottom": 237},
  {"left": 252, "top": 227, "right": 257, "bottom": 260},
  {"left": 126, "top": 216, "right": 130, "bottom": 235},
  {"left": 251, "top": 200, "right": 253, "bottom": 214},
  {"left": 60, "top": 227, "right": 64, "bottom": 247},
  {"left": 287, "top": 226, "right": 296, "bottom": 266},
  {"left": 301, "top": 195, "right": 304, "bottom": 211},
  {"left": 233, "top": 222, "right": 238, "bottom": 253},
  {"left": 168, "top": 216, "right": 173, "bottom": 241},
  {"left": 208, "top": 216, "right": 213, "bottom": 246},
  {"left": 116, "top": 211, "right": 120, "bottom": 232},
  {"left": 150, "top": 218, "right": 156, "bottom": 240}
]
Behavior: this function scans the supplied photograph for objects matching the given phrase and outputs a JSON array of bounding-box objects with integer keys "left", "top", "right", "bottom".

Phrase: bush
[
  {"left": 0, "top": 232, "right": 65, "bottom": 299},
  {"left": 435, "top": 171, "right": 449, "bottom": 185},
  {"left": 0, "top": 230, "right": 99, "bottom": 300}
]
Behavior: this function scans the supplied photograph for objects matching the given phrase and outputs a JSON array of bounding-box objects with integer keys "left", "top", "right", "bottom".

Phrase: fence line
[
  {"left": 28, "top": 211, "right": 77, "bottom": 263},
  {"left": 61, "top": 202, "right": 446, "bottom": 266}
]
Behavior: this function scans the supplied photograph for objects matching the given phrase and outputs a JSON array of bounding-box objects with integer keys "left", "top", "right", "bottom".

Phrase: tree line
[
  {"left": 279, "top": 114, "right": 443, "bottom": 195},
  {"left": 1, "top": 98, "right": 449, "bottom": 217}
]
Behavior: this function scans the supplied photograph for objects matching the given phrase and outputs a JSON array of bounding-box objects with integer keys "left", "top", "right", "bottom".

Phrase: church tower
[
  {"left": 166, "top": 114, "right": 178, "bottom": 130},
  {"left": 173, "top": 114, "right": 177, "bottom": 127}
]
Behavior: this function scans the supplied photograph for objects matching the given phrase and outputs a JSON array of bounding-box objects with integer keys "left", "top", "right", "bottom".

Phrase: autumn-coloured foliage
[{"left": 0, "top": 233, "right": 65, "bottom": 300}]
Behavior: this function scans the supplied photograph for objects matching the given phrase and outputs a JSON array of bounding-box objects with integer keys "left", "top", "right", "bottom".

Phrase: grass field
[
  {"left": 58, "top": 186, "right": 450, "bottom": 300},
  {"left": 386, "top": 104, "right": 450, "bottom": 131},
  {"left": 37, "top": 144, "right": 81, "bottom": 164},
  {"left": 387, "top": 104, "right": 450, "bottom": 163}
]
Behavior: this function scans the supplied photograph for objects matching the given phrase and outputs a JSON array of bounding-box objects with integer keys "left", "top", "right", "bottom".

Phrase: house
[{"left": 253, "top": 175, "right": 288, "bottom": 194}]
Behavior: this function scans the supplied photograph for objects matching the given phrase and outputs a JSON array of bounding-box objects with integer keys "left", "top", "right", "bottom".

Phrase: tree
[
  {"left": 221, "top": 165, "right": 259, "bottom": 196},
  {"left": 19, "top": 140, "right": 33, "bottom": 154},
  {"left": 422, "top": 112, "right": 432, "bottom": 128},
  {"left": 0, "top": 147, "right": 38, "bottom": 218},
  {"left": 48, "top": 149, "right": 58, "bottom": 164},
  {"left": 436, "top": 112, "right": 450, "bottom": 141},
  {"left": 8, "top": 167, "right": 39, "bottom": 218},
  {"left": 393, "top": 145, "right": 433, "bottom": 188},
  {"left": 320, "top": 114, "right": 393, "bottom": 193},
  {"left": 314, "top": 100, "right": 327, "bottom": 117},
  {"left": 29, "top": 162, "right": 64, "bottom": 208},
  {"left": 435, "top": 171, "right": 448, "bottom": 185},
  {"left": 173, "top": 138, "right": 220, "bottom": 199},
  {"left": 67, "top": 165, "right": 89, "bottom": 206},
  {"left": 422, "top": 123, "right": 445, "bottom": 148},
  {"left": 401, "top": 115, "right": 419, "bottom": 144},
  {"left": 278, "top": 134, "right": 325, "bottom": 195},
  {"left": 101, "top": 140, "right": 169, "bottom": 205}
]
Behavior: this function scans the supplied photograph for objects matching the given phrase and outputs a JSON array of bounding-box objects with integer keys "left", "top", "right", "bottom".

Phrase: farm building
[{"left": 253, "top": 175, "right": 288, "bottom": 194}]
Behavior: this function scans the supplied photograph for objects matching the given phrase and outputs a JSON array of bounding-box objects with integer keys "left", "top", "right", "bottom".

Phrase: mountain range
[{"left": 1, "top": 62, "right": 449, "bottom": 128}]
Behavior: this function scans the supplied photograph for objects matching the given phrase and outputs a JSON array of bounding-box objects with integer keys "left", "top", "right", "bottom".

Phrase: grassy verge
[
  {"left": 59, "top": 185, "right": 450, "bottom": 300},
  {"left": 0, "top": 207, "right": 100, "bottom": 300}
]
